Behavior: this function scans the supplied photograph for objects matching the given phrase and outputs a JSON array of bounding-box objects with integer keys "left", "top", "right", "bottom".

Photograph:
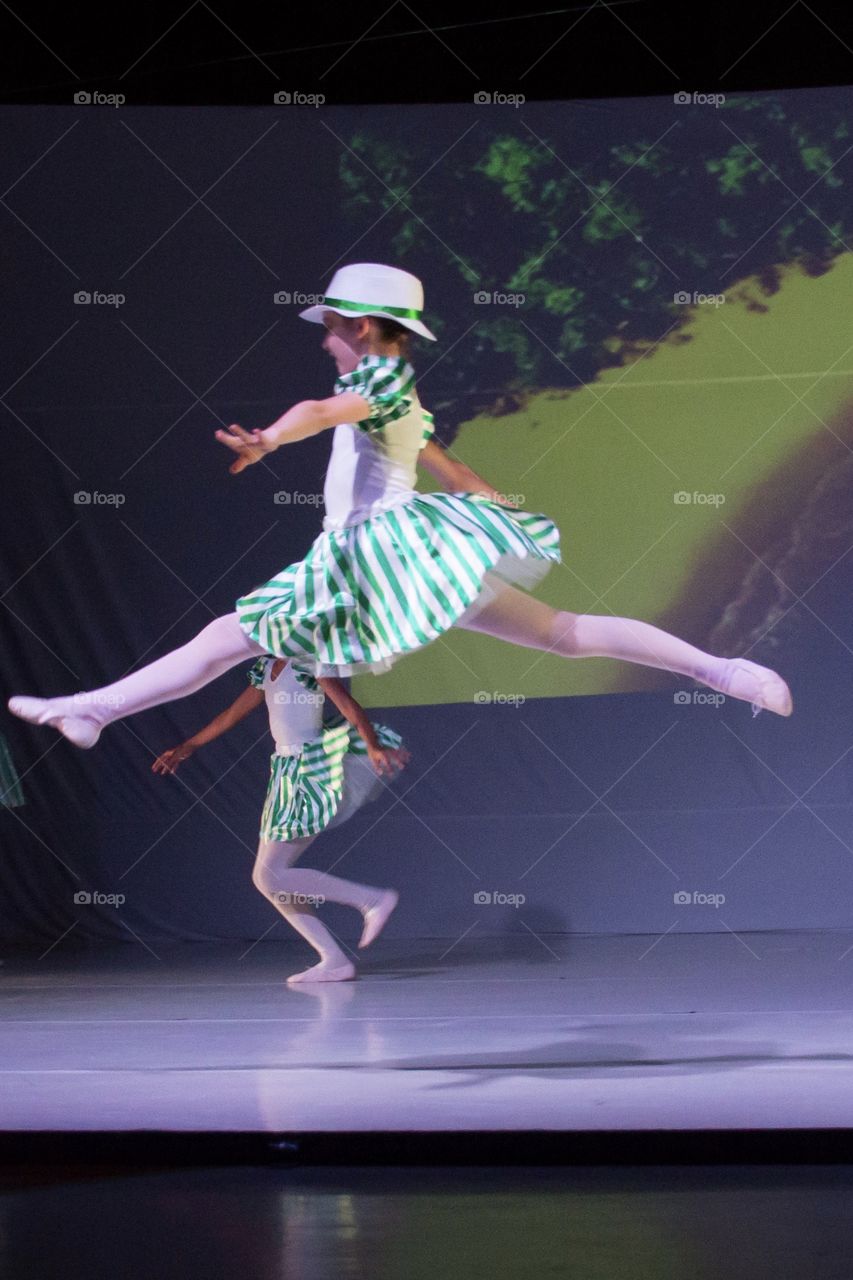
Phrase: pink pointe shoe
[
  {"left": 714, "top": 659, "right": 793, "bottom": 718},
  {"left": 7, "top": 695, "right": 101, "bottom": 748}
]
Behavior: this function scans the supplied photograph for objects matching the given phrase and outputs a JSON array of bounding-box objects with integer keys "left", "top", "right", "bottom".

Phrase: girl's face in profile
[{"left": 321, "top": 312, "right": 367, "bottom": 375}]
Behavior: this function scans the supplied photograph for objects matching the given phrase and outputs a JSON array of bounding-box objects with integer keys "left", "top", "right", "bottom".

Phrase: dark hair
[{"left": 370, "top": 315, "right": 414, "bottom": 354}]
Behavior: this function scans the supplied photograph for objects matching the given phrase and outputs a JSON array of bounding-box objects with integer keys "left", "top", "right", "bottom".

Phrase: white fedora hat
[{"left": 298, "top": 262, "right": 437, "bottom": 341}]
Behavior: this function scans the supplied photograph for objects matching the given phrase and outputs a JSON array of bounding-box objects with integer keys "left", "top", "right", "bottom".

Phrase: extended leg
[
  {"left": 453, "top": 582, "right": 792, "bottom": 715},
  {"left": 8, "top": 613, "right": 269, "bottom": 747}
]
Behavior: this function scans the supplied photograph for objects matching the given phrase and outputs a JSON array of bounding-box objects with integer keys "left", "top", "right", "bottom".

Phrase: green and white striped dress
[
  {"left": 248, "top": 658, "right": 403, "bottom": 842},
  {"left": 236, "top": 354, "right": 561, "bottom": 677}
]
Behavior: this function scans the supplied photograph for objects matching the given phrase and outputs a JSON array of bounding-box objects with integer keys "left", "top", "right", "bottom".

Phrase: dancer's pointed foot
[
  {"left": 286, "top": 958, "right": 356, "bottom": 985},
  {"left": 359, "top": 889, "right": 398, "bottom": 949},
  {"left": 7, "top": 695, "right": 101, "bottom": 748},
  {"left": 713, "top": 659, "right": 793, "bottom": 718}
]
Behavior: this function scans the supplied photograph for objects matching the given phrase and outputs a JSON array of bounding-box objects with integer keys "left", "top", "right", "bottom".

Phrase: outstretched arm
[
  {"left": 418, "top": 439, "right": 516, "bottom": 506},
  {"left": 215, "top": 391, "right": 372, "bottom": 474},
  {"left": 318, "top": 677, "right": 411, "bottom": 778},
  {"left": 151, "top": 686, "right": 265, "bottom": 775}
]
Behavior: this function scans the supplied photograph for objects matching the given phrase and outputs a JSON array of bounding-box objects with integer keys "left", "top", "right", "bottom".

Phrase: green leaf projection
[{"left": 334, "top": 91, "right": 853, "bottom": 708}]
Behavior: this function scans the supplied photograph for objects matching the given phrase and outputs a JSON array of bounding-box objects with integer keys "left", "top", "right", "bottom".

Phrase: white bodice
[
  {"left": 323, "top": 395, "right": 429, "bottom": 531},
  {"left": 261, "top": 660, "right": 324, "bottom": 754},
  {"left": 323, "top": 355, "right": 433, "bottom": 532}
]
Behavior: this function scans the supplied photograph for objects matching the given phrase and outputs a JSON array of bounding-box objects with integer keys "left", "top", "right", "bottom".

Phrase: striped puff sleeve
[
  {"left": 247, "top": 658, "right": 268, "bottom": 688},
  {"left": 334, "top": 358, "right": 417, "bottom": 433},
  {"left": 290, "top": 661, "right": 321, "bottom": 694}
]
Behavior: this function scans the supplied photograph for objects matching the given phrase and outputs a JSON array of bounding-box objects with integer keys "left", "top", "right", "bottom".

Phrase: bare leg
[
  {"left": 8, "top": 613, "right": 269, "bottom": 747},
  {"left": 252, "top": 835, "right": 398, "bottom": 984},
  {"left": 453, "top": 582, "right": 792, "bottom": 715}
]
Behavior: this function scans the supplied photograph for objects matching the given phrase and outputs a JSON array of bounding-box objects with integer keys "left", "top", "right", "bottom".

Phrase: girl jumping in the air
[
  {"left": 151, "top": 653, "right": 408, "bottom": 983},
  {"left": 8, "top": 261, "right": 792, "bottom": 751}
]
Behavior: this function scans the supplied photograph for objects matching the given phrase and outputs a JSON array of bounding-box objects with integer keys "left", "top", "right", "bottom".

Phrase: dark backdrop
[{"left": 3, "top": 103, "right": 852, "bottom": 950}]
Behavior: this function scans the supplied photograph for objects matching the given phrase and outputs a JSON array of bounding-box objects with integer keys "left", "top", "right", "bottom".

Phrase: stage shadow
[{"left": 373, "top": 1035, "right": 853, "bottom": 1088}]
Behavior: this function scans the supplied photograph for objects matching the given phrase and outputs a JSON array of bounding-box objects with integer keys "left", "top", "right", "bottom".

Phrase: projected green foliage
[{"left": 338, "top": 94, "right": 850, "bottom": 442}]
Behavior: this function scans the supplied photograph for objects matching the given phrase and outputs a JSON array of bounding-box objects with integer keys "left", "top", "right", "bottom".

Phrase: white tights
[
  {"left": 252, "top": 834, "right": 387, "bottom": 969},
  {"left": 452, "top": 581, "right": 723, "bottom": 682},
  {"left": 34, "top": 614, "right": 269, "bottom": 727},
  {"left": 14, "top": 590, "right": 779, "bottom": 733}
]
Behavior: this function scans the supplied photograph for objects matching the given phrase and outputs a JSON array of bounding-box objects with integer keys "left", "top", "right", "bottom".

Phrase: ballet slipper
[
  {"left": 712, "top": 659, "right": 793, "bottom": 718},
  {"left": 359, "top": 888, "right": 399, "bottom": 949},
  {"left": 7, "top": 695, "right": 101, "bottom": 748},
  {"left": 286, "top": 981, "right": 357, "bottom": 1007},
  {"left": 286, "top": 958, "right": 357, "bottom": 985}
]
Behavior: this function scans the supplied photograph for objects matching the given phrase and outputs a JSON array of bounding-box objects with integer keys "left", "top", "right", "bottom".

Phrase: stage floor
[{"left": 2, "top": 929, "right": 853, "bottom": 1133}]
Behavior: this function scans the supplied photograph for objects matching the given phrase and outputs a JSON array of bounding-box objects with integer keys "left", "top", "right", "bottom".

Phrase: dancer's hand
[
  {"left": 368, "top": 745, "right": 411, "bottom": 778},
  {"left": 151, "top": 743, "right": 195, "bottom": 775},
  {"left": 215, "top": 424, "right": 275, "bottom": 474}
]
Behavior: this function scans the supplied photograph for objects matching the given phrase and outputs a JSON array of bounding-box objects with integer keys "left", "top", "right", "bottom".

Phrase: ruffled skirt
[
  {"left": 236, "top": 492, "right": 561, "bottom": 678},
  {"left": 258, "top": 716, "right": 402, "bottom": 842}
]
